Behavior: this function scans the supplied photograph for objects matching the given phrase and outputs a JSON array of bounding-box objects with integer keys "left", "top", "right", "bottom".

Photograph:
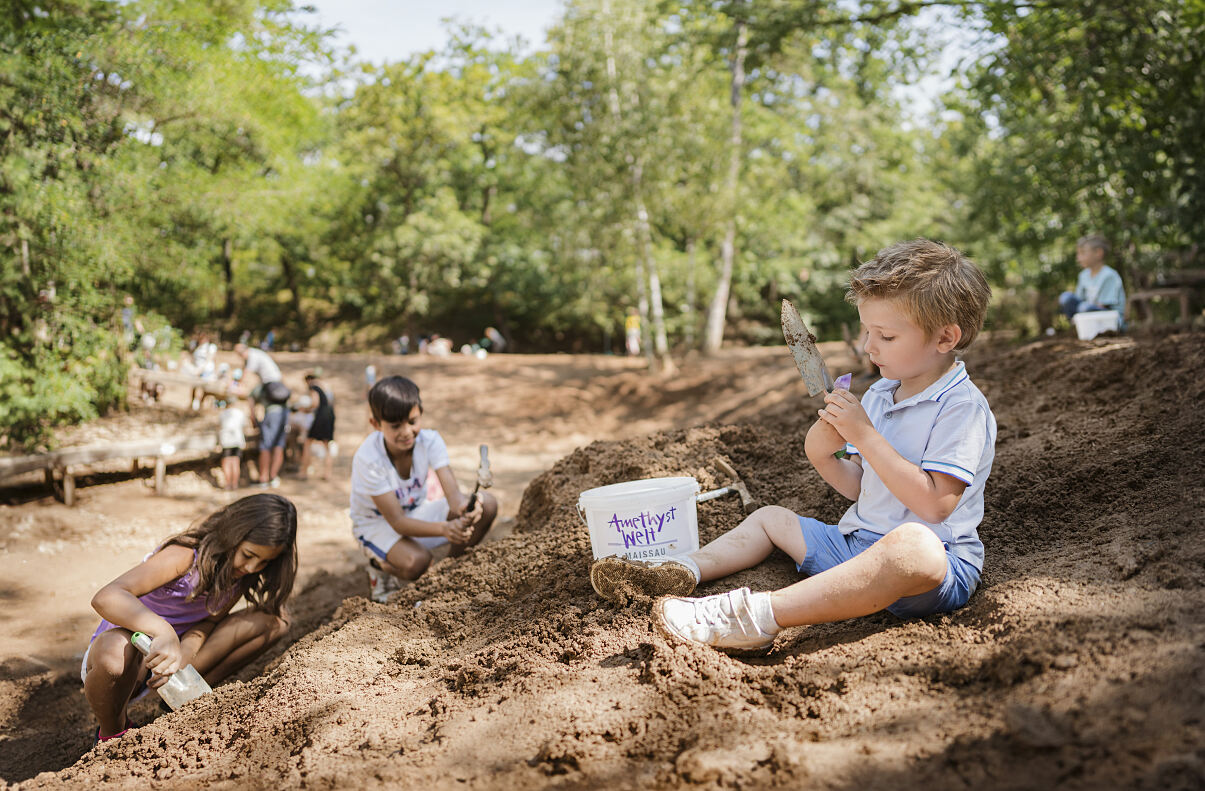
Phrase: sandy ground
[{"left": 1, "top": 332, "right": 1202, "bottom": 789}]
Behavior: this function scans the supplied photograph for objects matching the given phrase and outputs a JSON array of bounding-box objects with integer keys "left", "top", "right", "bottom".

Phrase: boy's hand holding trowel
[
  {"left": 781, "top": 299, "right": 860, "bottom": 456},
  {"left": 817, "top": 387, "right": 873, "bottom": 446}
]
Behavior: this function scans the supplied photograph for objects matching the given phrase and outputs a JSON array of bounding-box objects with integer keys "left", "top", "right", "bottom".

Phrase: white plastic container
[
  {"left": 131, "top": 631, "right": 213, "bottom": 710},
  {"left": 578, "top": 477, "right": 700, "bottom": 561},
  {"left": 1072, "top": 310, "right": 1121, "bottom": 340}
]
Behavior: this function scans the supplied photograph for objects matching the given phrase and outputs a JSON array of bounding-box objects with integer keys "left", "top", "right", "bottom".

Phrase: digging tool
[
  {"left": 696, "top": 457, "right": 757, "bottom": 514},
  {"left": 781, "top": 299, "right": 852, "bottom": 396},
  {"left": 465, "top": 444, "right": 492, "bottom": 512}
]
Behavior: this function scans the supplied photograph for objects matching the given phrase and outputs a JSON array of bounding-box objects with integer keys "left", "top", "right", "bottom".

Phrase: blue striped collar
[{"left": 867, "top": 360, "right": 969, "bottom": 408}]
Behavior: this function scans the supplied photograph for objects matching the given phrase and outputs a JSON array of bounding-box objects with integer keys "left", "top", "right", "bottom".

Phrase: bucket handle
[{"left": 576, "top": 501, "right": 588, "bottom": 528}]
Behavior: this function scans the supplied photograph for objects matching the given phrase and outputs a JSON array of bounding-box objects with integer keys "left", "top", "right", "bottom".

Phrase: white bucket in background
[
  {"left": 1072, "top": 309, "right": 1121, "bottom": 340},
  {"left": 578, "top": 477, "right": 700, "bottom": 561}
]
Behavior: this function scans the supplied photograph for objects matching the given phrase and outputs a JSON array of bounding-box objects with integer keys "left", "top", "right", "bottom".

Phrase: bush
[{"left": 0, "top": 324, "right": 127, "bottom": 453}]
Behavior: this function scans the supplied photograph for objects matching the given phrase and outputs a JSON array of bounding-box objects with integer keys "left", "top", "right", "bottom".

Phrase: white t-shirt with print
[
  {"left": 218, "top": 407, "right": 247, "bottom": 449},
  {"left": 349, "top": 429, "right": 450, "bottom": 533}
]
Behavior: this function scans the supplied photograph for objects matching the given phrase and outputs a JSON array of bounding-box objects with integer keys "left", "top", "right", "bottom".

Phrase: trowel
[
  {"left": 465, "top": 444, "right": 492, "bottom": 511},
  {"left": 781, "top": 299, "right": 852, "bottom": 396}
]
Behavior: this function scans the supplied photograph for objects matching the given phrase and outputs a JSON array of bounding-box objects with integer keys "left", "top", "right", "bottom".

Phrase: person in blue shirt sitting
[{"left": 1059, "top": 235, "right": 1126, "bottom": 325}]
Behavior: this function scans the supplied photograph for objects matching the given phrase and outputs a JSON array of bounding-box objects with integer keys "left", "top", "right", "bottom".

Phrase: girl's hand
[
  {"left": 144, "top": 632, "right": 183, "bottom": 688},
  {"left": 819, "top": 389, "right": 873, "bottom": 444},
  {"left": 442, "top": 518, "right": 472, "bottom": 545},
  {"left": 805, "top": 417, "right": 847, "bottom": 458}
]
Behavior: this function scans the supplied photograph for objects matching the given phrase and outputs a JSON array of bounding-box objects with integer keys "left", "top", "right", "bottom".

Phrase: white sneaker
[
  {"left": 366, "top": 561, "right": 400, "bottom": 603},
  {"left": 269, "top": 477, "right": 281, "bottom": 489},
  {"left": 590, "top": 556, "right": 696, "bottom": 602},
  {"left": 655, "top": 587, "right": 777, "bottom": 654}
]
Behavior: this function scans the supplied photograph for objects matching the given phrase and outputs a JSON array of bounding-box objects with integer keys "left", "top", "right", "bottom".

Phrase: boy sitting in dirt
[
  {"left": 591, "top": 239, "right": 996, "bottom": 652},
  {"left": 350, "top": 376, "right": 498, "bottom": 602}
]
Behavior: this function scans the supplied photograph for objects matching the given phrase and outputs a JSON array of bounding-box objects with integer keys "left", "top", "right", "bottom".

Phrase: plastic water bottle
[{"left": 130, "top": 632, "right": 213, "bottom": 710}]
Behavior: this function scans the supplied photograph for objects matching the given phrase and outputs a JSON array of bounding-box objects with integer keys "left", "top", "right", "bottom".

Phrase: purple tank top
[{"left": 90, "top": 549, "right": 241, "bottom": 644}]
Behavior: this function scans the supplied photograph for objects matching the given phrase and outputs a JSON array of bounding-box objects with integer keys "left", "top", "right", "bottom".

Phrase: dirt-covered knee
[
  {"left": 393, "top": 548, "right": 431, "bottom": 580},
  {"left": 481, "top": 492, "right": 499, "bottom": 521},
  {"left": 90, "top": 632, "right": 138, "bottom": 680},
  {"left": 882, "top": 522, "right": 947, "bottom": 586},
  {"left": 262, "top": 614, "right": 290, "bottom": 644},
  {"left": 758, "top": 505, "right": 800, "bottom": 540}
]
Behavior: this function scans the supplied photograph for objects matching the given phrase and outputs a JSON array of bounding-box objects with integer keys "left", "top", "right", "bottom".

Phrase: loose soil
[{"left": 1, "top": 333, "right": 1202, "bottom": 790}]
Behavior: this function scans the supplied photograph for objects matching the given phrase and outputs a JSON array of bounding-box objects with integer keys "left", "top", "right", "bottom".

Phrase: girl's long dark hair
[{"left": 162, "top": 493, "right": 298, "bottom": 617}]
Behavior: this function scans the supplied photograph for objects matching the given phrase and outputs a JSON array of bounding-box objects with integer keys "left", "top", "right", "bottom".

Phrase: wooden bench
[
  {"left": 130, "top": 368, "right": 235, "bottom": 405},
  {"left": 0, "top": 432, "right": 224, "bottom": 506},
  {"left": 1128, "top": 269, "right": 1205, "bottom": 326}
]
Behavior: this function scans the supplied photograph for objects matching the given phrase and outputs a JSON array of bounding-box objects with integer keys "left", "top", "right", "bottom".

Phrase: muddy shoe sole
[
  {"left": 652, "top": 596, "right": 776, "bottom": 657},
  {"left": 590, "top": 556, "right": 697, "bottom": 602}
]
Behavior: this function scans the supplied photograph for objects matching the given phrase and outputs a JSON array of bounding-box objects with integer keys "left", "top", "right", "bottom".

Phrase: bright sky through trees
[{"left": 304, "top": 0, "right": 564, "bottom": 62}]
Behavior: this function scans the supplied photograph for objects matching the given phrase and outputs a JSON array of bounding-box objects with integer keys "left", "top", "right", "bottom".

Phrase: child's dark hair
[
  {"left": 368, "top": 375, "right": 422, "bottom": 423},
  {"left": 163, "top": 493, "right": 298, "bottom": 617}
]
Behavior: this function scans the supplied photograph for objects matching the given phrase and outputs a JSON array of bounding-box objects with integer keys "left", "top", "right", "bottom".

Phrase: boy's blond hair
[{"left": 846, "top": 239, "right": 991, "bottom": 352}]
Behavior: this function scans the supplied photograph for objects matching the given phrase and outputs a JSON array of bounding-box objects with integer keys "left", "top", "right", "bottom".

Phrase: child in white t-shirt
[
  {"left": 216, "top": 399, "right": 248, "bottom": 491},
  {"left": 350, "top": 375, "right": 498, "bottom": 602}
]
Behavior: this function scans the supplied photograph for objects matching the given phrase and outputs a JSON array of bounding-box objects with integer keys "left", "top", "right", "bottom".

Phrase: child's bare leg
[
  {"left": 448, "top": 492, "right": 498, "bottom": 557},
  {"left": 84, "top": 629, "right": 146, "bottom": 737},
  {"left": 269, "top": 447, "right": 285, "bottom": 481},
  {"left": 591, "top": 506, "right": 807, "bottom": 602},
  {"left": 383, "top": 538, "right": 432, "bottom": 580},
  {"left": 298, "top": 439, "right": 312, "bottom": 480},
  {"left": 321, "top": 443, "right": 332, "bottom": 480},
  {"left": 768, "top": 522, "right": 947, "bottom": 627},
  {"left": 257, "top": 449, "right": 271, "bottom": 482},
  {"left": 191, "top": 609, "right": 290, "bottom": 686},
  {"left": 690, "top": 506, "right": 809, "bottom": 582}
]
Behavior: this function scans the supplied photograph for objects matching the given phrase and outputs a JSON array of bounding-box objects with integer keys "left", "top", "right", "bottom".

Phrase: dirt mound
[{"left": 14, "top": 333, "right": 1205, "bottom": 790}]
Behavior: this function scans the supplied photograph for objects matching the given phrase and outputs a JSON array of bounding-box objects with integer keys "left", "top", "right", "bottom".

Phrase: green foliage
[
  {"left": 5, "top": 0, "right": 1203, "bottom": 446},
  {"left": 942, "top": 0, "right": 1205, "bottom": 303},
  {"left": 0, "top": 0, "right": 330, "bottom": 447}
]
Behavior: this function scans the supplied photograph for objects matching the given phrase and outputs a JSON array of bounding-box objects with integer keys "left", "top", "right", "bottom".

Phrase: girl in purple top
[{"left": 84, "top": 494, "right": 298, "bottom": 742}]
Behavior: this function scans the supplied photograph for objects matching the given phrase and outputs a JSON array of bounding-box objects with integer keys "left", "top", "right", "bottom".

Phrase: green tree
[{"left": 943, "top": 0, "right": 1205, "bottom": 320}]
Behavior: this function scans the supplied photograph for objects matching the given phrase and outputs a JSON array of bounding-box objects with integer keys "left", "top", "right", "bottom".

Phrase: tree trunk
[
  {"left": 479, "top": 131, "right": 495, "bottom": 226},
  {"left": 278, "top": 247, "right": 304, "bottom": 334},
  {"left": 684, "top": 238, "right": 697, "bottom": 348},
  {"left": 603, "top": 0, "right": 660, "bottom": 371},
  {"left": 634, "top": 162, "right": 675, "bottom": 373},
  {"left": 633, "top": 245, "right": 654, "bottom": 368},
  {"left": 702, "top": 13, "right": 748, "bottom": 355},
  {"left": 222, "top": 237, "right": 235, "bottom": 319}
]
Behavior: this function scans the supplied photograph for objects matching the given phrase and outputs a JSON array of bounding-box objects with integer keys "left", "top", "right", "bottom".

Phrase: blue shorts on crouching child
[{"left": 795, "top": 517, "right": 979, "bottom": 618}]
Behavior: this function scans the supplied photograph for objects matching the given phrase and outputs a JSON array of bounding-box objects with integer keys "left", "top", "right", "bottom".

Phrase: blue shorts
[
  {"left": 259, "top": 407, "right": 288, "bottom": 449},
  {"left": 795, "top": 517, "right": 980, "bottom": 618}
]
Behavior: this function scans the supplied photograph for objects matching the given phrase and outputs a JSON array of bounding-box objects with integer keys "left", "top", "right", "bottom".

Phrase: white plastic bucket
[
  {"left": 1072, "top": 310, "right": 1121, "bottom": 340},
  {"left": 578, "top": 477, "right": 700, "bottom": 561}
]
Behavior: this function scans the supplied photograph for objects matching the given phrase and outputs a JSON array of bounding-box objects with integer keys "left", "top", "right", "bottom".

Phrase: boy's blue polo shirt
[{"left": 840, "top": 361, "right": 996, "bottom": 571}]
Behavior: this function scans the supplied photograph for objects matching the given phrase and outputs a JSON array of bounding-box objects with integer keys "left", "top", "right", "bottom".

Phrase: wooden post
[
  {"left": 131, "top": 458, "right": 140, "bottom": 474},
  {"left": 154, "top": 456, "right": 166, "bottom": 494},
  {"left": 62, "top": 467, "right": 76, "bottom": 507}
]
